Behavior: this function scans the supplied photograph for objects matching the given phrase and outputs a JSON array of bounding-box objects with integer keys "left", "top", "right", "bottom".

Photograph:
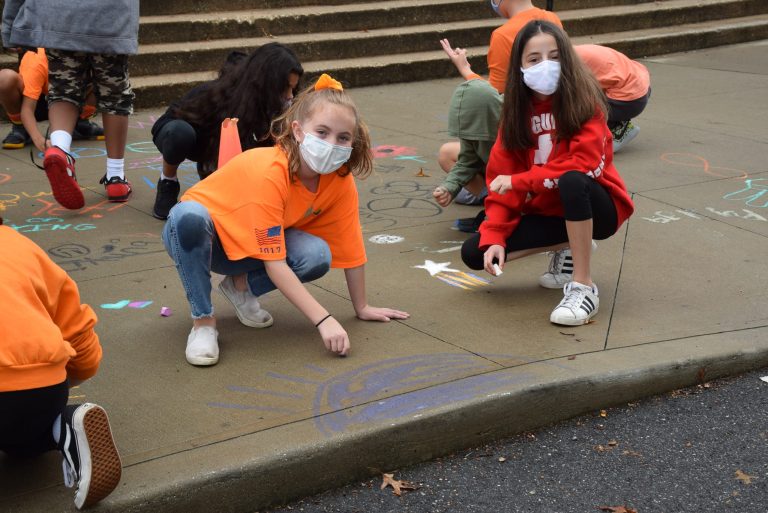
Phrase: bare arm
[
  {"left": 440, "top": 38, "right": 477, "bottom": 81},
  {"left": 344, "top": 265, "right": 410, "bottom": 322},
  {"left": 264, "top": 259, "right": 350, "bottom": 355}
]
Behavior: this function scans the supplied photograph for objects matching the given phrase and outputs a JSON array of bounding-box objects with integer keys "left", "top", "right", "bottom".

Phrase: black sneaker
[
  {"left": 152, "top": 178, "right": 181, "bottom": 220},
  {"left": 72, "top": 119, "right": 105, "bottom": 141},
  {"left": 2, "top": 123, "right": 31, "bottom": 149},
  {"left": 58, "top": 403, "right": 122, "bottom": 510},
  {"left": 455, "top": 209, "right": 486, "bottom": 233}
]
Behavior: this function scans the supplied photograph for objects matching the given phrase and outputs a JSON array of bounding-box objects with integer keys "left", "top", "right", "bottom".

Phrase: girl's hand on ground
[
  {"left": 483, "top": 245, "right": 506, "bottom": 275},
  {"left": 433, "top": 186, "right": 453, "bottom": 207},
  {"left": 489, "top": 175, "right": 513, "bottom": 195},
  {"left": 356, "top": 305, "right": 410, "bottom": 322},
  {"left": 318, "top": 316, "right": 350, "bottom": 356}
]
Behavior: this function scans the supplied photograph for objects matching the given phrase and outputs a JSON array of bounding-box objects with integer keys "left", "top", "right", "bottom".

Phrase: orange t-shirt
[
  {"left": 574, "top": 44, "right": 650, "bottom": 101},
  {"left": 488, "top": 8, "right": 563, "bottom": 93},
  {"left": 19, "top": 48, "right": 49, "bottom": 100},
  {"left": 0, "top": 225, "right": 102, "bottom": 392},
  {"left": 181, "top": 146, "right": 367, "bottom": 268}
]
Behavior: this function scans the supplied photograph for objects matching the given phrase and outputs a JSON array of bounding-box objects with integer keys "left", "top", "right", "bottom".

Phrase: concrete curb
[{"left": 34, "top": 330, "right": 765, "bottom": 512}]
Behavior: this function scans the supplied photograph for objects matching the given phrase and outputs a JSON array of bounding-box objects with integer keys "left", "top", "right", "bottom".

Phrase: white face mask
[
  {"left": 299, "top": 132, "right": 353, "bottom": 175},
  {"left": 521, "top": 59, "right": 561, "bottom": 96}
]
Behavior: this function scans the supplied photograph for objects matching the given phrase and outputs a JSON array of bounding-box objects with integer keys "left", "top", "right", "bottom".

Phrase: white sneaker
[
  {"left": 218, "top": 275, "right": 274, "bottom": 328},
  {"left": 539, "top": 241, "right": 597, "bottom": 289},
  {"left": 550, "top": 281, "right": 599, "bottom": 326},
  {"left": 612, "top": 121, "right": 640, "bottom": 153},
  {"left": 186, "top": 326, "right": 219, "bottom": 366}
]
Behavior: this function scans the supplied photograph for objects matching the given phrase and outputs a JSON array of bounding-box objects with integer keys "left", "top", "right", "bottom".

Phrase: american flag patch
[{"left": 255, "top": 225, "right": 282, "bottom": 246}]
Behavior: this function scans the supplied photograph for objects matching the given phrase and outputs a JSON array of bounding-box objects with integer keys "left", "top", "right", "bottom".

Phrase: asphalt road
[{"left": 266, "top": 368, "right": 768, "bottom": 513}]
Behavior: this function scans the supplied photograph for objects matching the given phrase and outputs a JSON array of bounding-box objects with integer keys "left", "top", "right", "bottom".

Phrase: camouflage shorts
[{"left": 46, "top": 49, "right": 134, "bottom": 116}]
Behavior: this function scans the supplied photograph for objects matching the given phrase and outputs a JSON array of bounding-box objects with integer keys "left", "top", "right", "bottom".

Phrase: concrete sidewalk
[{"left": 2, "top": 40, "right": 767, "bottom": 512}]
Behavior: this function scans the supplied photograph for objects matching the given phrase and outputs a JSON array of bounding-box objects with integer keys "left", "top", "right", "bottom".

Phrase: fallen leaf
[
  {"left": 599, "top": 410, "right": 608, "bottom": 417},
  {"left": 559, "top": 331, "right": 575, "bottom": 336},
  {"left": 607, "top": 440, "right": 618, "bottom": 447},
  {"left": 498, "top": 456, "right": 507, "bottom": 462},
  {"left": 414, "top": 167, "right": 430, "bottom": 177},
  {"left": 622, "top": 449, "right": 642, "bottom": 457},
  {"left": 381, "top": 473, "right": 418, "bottom": 496},
  {"left": 597, "top": 506, "right": 637, "bottom": 513},
  {"left": 735, "top": 469, "right": 755, "bottom": 485}
]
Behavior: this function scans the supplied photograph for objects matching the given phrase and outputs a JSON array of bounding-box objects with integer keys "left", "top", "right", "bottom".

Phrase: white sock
[
  {"left": 50, "top": 130, "right": 72, "bottom": 153},
  {"left": 52, "top": 414, "right": 62, "bottom": 444},
  {"left": 106, "top": 158, "right": 125, "bottom": 180},
  {"left": 160, "top": 172, "right": 178, "bottom": 182}
]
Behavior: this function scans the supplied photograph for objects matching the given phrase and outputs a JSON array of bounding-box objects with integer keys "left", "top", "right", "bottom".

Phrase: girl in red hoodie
[{"left": 461, "top": 20, "right": 634, "bottom": 326}]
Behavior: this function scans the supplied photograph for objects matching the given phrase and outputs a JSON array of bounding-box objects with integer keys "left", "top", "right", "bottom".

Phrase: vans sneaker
[
  {"left": 43, "top": 146, "right": 85, "bottom": 210},
  {"left": 58, "top": 403, "right": 122, "bottom": 510},
  {"left": 99, "top": 175, "right": 132, "bottom": 202},
  {"left": 539, "top": 241, "right": 597, "bottom": 289},
  {"left": 2, "top": 123, "right": 31, "bottom": 149},
  {"left": 218, "top": 275, "right": 274, "bottom": 328},
  {"left": 550, "top": 281, "right": 599, "bottom": 326},
  {"left": 152, "top": 178, "right": 180, "bottom": 220},
  {"left": 186, "top": 326, "right": 219, "bottom": 366},
  {"left": 611, "top": 121, "right": 640, "bottom": 153}
]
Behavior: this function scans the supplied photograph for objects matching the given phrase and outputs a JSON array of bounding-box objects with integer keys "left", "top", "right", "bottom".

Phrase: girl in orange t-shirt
[{"left": 162, "top": 74, "right": 410, "bottom": 366}]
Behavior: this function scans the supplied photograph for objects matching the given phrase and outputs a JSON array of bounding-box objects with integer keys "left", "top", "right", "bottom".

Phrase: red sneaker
[
  {"left": 99, "top": 175, "right": 132, "bottom": 202},
  {"left": 43, "top": 146, "right": 85, "bottom": 210}
]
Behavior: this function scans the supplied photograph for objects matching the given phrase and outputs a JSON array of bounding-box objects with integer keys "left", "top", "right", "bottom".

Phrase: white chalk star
[{"left": 413, "top": 260, "right": 461, "bottom": 276}]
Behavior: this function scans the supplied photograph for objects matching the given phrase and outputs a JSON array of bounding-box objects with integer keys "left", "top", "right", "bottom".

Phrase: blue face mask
[{"left": 489, "top": 0, "right": 504, "bottom": 17}]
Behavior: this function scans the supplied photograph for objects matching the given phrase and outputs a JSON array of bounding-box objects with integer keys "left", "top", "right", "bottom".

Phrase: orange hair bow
[{"left": 314, "top": 73, "right": 343, "bottom": 91}]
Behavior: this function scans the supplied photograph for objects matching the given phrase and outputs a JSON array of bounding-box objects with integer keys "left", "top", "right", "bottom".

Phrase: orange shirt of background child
[
  {"left": 487, "top": 8, "right": 563, "bottom": 93},
  {"left": 574, "top": 44, "right": 651, "bottom": 101},
  {"left": 18, "top": 48, "right": 49, "bottom": 100}
]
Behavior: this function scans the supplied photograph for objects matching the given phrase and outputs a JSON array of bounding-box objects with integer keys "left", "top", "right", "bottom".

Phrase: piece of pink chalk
[{"left": 160, "top": 306, "right": 172, "bottom": 317}]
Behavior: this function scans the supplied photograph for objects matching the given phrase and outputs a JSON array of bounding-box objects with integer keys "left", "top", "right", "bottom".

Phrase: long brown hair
[
  {"left": 500, "top": 20, "right": 607, "bottom": 151},
  {"left": 271, "top": 83, "right": 373, "bottom": 180},
  {"left": 173, "top": 43, "right": 304, "bottom": 168}
]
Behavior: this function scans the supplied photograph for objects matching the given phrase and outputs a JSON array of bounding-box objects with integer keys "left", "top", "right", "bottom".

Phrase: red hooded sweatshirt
[{"left": 479, "top": 97, "right": 634, "bottom": 249}]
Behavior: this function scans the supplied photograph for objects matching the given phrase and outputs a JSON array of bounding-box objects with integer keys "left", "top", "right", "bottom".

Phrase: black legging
[
  {"left": 0, "top": 381, "right": 68, "bottom": 456},
  {"left": 152, "top": 118, "right": 213, "bottom": 179},
  {"left": 462, "top": 171, "right": 618, "bottom": 270},
  {"left": 607, "top": 88, "right": 651, "bottom": 129}
]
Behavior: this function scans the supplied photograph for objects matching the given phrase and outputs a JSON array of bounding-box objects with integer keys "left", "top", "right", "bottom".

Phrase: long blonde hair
[{"left": 271, "top": 84, "right": 373, "bottom": 180}]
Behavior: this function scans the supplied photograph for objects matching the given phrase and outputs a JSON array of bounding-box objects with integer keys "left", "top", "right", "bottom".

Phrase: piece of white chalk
[{"left": 493, "top": 263, "right": 503, "bottom": 276}]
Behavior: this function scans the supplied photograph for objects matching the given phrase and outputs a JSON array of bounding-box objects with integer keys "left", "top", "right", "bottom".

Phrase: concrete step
[
  {"left": 138, "top": 0, "right": 492, "bottom": 45},
  {"left": 132, "top": 0, "right": 768, "bottom": 78},
  {"left": 131, "top": 13, "right": 768, "bottom": 108},
  {"left": 2, "top": 0, "right": 765, "bottom": 108},
  {"left": 139, "top": 0, "right": 661, "bottom": 16},
  {"left": 138, "top": 0, "right": 689, "bottom": 44}
]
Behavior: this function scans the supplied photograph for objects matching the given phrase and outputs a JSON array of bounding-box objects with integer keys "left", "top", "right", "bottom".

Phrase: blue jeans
[{"left": 162, "top": 201, "right": 332, "bottom": 319}]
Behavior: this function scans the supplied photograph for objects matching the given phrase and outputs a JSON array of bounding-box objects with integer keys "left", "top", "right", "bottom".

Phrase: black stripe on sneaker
[{"left": 580, "top": 297, "right": 595, "bottom": 314}]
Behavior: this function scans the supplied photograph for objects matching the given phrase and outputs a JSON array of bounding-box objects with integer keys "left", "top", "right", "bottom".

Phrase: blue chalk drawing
[{"left": 311, "top": 353, "right": 544, "bottom": 437}]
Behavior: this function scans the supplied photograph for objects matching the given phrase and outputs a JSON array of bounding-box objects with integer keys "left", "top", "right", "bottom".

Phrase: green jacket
[{"left": 441, "top": 79, "right": 502, "bottom": 197}]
